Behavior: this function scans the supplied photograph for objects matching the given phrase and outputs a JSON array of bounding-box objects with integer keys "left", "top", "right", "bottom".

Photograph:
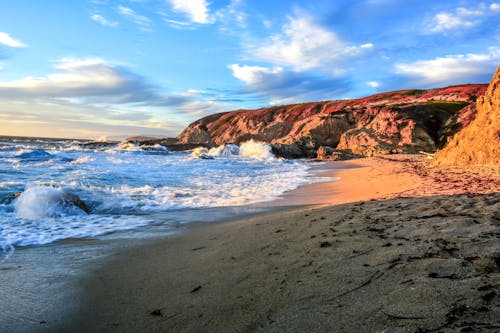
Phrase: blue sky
[{"left": 0, "top": 0, "right": 499, "bottom": 139}]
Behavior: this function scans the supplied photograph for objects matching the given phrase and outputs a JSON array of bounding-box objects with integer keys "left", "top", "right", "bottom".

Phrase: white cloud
[
  {"left": 0, "top": 58, "right": 231, "bottom": 138},
  {"left": 167, "top": 0, "right": 213, "bottom": 24},
  {"left": 262, "top": 19, "right": 271, "bottom": 29},
  {"left": 0, "top": 57, "right": 158, "bottom": 104},
  {"left": 0, "top": 32, "right": 27, "bottom": 48},
  {"left": 395, "top": 47, "right": 500, "bottom": 85},
  {"left": 491, "top": 3, "right": 500, "bottom": 11},
  {"left": 230, "top": 64, "right": 283, "bottom": 87},
  {"left": 0, "top": 62, "right": 5, "bottom": 70},
  {"left": 428, "top": 4, "right": 492, "bottom": 33},
  {"left": 367, "top": 81, "right": 380, "bottom": 88},
  {"left": 215, "top": 0, "right": 246, "bottom": 29},
  {"left": 230, "top": 63, "right": 351, "bottom": 104},
  {"left": 91, "top": 14, "right": 118, "bottom": 27},
  {"left": 117, "top": 5, "right": 152, "bottom": 28},
  {"left": 247, "top": 14, "right": 373, "bottom": 73}
]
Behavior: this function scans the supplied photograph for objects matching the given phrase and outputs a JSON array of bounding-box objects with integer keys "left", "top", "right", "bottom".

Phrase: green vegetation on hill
[{"left": 420, "top": 101, "right": 469, "bottom": 113}]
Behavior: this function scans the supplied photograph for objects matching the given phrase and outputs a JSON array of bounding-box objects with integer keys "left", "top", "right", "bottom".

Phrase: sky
[{"left": 0, "top": 0, "right": 499, "bottom": 140}]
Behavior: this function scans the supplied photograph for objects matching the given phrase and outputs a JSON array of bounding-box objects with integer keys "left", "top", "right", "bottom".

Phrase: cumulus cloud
[
  {"left": 91, "top": 14, "right": 118, "bottom": 27},
  {"left": 395, "top": 47, "right": 500, "bottom": 86},
  {"left": 167, "top": 0, "right": 213, "bottom": 24},
  {"left": 246, "top": 14, "right": 373, "bottom": 73},
  {"left": 230, "top": 64, "right": 350, "bottom": 104},
  {"left": 0, "top": 32, "right": 27, "bottom": 48},
  {"left": 427, "top": 3, "right": 499, "bottom": 33},
  {"left": 0, "top": 57, "right": 158, "bottom": 104},
  {"left": 117, "top": 5, "right": 152, "bottom": 28}
]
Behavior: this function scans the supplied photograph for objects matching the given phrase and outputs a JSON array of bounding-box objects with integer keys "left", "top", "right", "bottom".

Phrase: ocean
[{"left": 0, "top": 136, "right": 326, "bottom": 263}]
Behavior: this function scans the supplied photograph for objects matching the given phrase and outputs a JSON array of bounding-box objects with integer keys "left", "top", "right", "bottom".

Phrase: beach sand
[{"left": 56, "top": 155, "right": 500, "bottom": 332}]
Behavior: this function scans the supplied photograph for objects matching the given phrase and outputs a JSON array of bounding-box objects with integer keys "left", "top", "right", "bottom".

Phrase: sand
[{"left": 53, "top": 155, "right": 500, "bottom": 332}]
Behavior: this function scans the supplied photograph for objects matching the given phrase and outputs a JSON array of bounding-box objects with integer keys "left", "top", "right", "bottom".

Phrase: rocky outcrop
[
  {"left": 178, "top": 84, "right": 487, "bottom": 157},
  {"left": 433, "top": 67, "right": 500, "bottom": 166}
]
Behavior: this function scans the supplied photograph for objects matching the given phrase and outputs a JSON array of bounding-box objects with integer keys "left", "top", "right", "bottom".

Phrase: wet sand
[{"left": 62, "top": 155, "right": 500, "bottom": 332}]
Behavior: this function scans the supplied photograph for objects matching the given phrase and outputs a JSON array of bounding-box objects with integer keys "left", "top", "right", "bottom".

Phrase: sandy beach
[{"left": 43, "top": 155, "right": 498, "bottom": 332}]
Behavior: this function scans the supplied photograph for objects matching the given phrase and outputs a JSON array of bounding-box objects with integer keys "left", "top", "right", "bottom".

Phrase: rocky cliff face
[
  {"left": 433, "top": 67, "right": 500, "bottom": 166},
  {"left": 178, "top": 84, "right": 487, "bottom": 157}
]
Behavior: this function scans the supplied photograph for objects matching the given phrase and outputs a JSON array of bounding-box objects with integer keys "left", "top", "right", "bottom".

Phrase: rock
[
  {"left": 271, "top": 137, "right": 317, "bottom": 158},
  {"left": 61, "top": 193, "right": 91, "bottom": 214},
  {"left": 316, "top": 146, "right": 360, "bottom": 160},
  {"left": 433, "top": 66, "right": 500, "bottom": 166},
  {"left": 177, "top": 121, "right": 217, "bottom": 146},
  {"left": 124, "top": 137, "right": 178, "bottom": 146},
  {"left": 271, "top": 143, "right": 307, "bottom": 159},
  {"left": 81, "top": 141, "right": 117, "bottom": 149},
  {"left": 0, "top": 192, "right": 22, "bottom": 205},
  {"left": 316, "top": 146, "right": 336, "bottom": 160},
  {"left": 178, "top": 84, "right": 487, "bottom": 158}
]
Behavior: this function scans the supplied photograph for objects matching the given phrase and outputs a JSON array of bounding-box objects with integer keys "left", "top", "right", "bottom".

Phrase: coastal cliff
[
  {"left": 178, "top": 84, "right": 487, "bottom": 157},
  {"left": 433, "top": 66, "right": 500, "bottom": 166}
]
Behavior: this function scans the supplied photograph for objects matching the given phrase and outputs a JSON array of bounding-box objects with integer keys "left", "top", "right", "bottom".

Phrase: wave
[
  {"left": 2, "top": 184, "right": 151, "bottom": 248},
  {"left": 191, "top": 141, "right": 274, "bottom": 160},
  {"left": 14, "top": 185, "right": 90, "bottom": 219},
  {"left": 208, "top": 144, "right": 240, "bottom": 157},
  {"left": 15, "top": 149, "right": 53, "bottom": 162},
  {"left": 191, "top": 144, "right": 240, "bottom": 159},
  {"left": 106, "top": 141, "right": 170, "bottom": 153}
]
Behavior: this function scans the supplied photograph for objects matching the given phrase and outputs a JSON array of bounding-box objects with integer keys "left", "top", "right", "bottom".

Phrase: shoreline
[
  {"left": 62, "top": 155, "right": 498, "bottom": 332},
  {"left": 1, "top": 155, "right": 499, "bottom": 332},
  {"left": 0, "top": 157, "right": 347, "bottom": 332}
]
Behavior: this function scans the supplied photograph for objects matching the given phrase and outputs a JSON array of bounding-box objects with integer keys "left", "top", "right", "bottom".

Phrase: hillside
[{"left": 177, "top": 84, "right": 487, "bottom": 158}]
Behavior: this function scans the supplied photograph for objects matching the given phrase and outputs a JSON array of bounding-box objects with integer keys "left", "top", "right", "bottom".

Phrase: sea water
[{"left": 0, "top": 136, "right": 325, "bottom": 262}]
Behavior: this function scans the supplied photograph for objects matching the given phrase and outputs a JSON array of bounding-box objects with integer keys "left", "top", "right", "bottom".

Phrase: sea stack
[{"left": 433, "top": 66, "right": 500, "bottom": 166}]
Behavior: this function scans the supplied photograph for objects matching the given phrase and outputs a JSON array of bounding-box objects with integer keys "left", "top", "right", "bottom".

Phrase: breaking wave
[{"left": 191, "top": 140, "right": 274, "bottom": 160}]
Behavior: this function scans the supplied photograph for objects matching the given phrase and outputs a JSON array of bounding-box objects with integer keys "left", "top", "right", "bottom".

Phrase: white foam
[
  {"left": 192, "top": 141, "right": 273, "bottom": 160},
  {"left": 0, "top": 244, "right": 14, "bottom": 264},
  {"left": 71, "top": 155, "right": 93, "bottom": 164},
  {"left": 208, "top": 144, "right": 240, "bottom": 157},
  {"left": 0, "top": 213, "right": 151, "bottom": 247},
  {"left": 239, "top": 140, "right": 275, "bottom": 160},
  {"left": 191, "top": 147, "right": 210, "bottom": 159}
]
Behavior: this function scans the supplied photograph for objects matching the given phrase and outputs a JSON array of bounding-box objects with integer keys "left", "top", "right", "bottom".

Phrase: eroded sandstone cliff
[
  {"left": 433, "top": 67, "right": 500, "bottom": 166},
  {"left": 178, "top": 84, "right": 487, "bottom": 157}
]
